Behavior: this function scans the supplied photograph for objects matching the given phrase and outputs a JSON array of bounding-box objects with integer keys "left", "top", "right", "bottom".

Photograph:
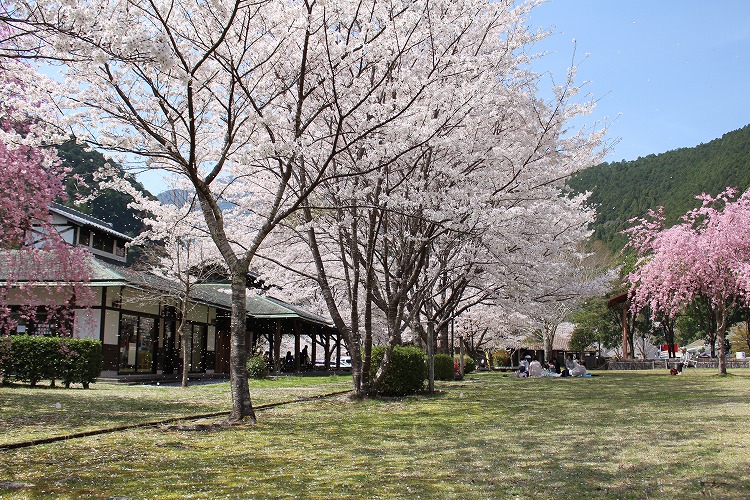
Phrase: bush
[
  {"left": 246, "top": 354, "right": 269, "bottom": 379},
  {"left": 370, "top": 345, "right": 426, "bottom": 396},
  {"left": 11, "top": 335, "right": 59, "bottom": 386},
  {"left": 433, "top": 354, "right": 455, "bottom": 381},
  {"left": 59, "top": 339, "right": 103, "bottom": 389},
  {"left": 0, "top": 336, "right": 11, "bottom": 384},
  {"left": 4, "top": 335, "right": 102, "bottom": 388},
  {"left": 455, "top": 354, "right": 475, "bottom": 374},
  {"left": 492, "top": 350, "right": 511, "bottom": 368}
]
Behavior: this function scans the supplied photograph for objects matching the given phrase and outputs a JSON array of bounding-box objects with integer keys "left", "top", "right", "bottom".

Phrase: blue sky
[{"left": 526, "top": 0, "right": 750, "bottom": 163}]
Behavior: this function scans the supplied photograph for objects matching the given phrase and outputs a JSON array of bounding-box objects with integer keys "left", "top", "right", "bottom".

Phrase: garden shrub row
[
  {"left": 0, "top": 335, "right": 102, "bottom": 388},
  {"left": 367, "top": 348, "right": 477, "bottom": 393}
]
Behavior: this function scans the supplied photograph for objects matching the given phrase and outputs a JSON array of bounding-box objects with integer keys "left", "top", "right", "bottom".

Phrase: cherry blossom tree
[
  {"left": 107, "top": 178, "right": 219, "bottom": 387},
  {"left": 626, "top": 188, "right": 750, "bottom": 375},
  {"left": 0, "top": 52, "right": 92, "bottom": 339},
  {"left": 258, "top": 3, "right": 606, "bottom": 396},
  {"left": 3, "top": 0, "right": 559, "bottom": 416}
]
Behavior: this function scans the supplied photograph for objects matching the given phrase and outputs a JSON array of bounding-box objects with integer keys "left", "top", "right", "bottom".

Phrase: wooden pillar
[
  {"left": 325, "top": 332, "right": 331, "bottom": 369},
  {"left": 267, "top": 330, "right": 273, "bottom": 364},
  {"left": 311, "top": 327, "right": 318, "bottom": 368},
  {"left": 335, "top": 335, "right": 342, "bottom": 369},
  {"left": 274, "top": 321, "right": 282, "bottom": 374},
  {"left": 294, "top": 321, "right": 301, "bottom": 372}
]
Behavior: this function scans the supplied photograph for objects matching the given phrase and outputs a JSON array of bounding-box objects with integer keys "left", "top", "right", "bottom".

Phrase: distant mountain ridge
[{"left": 567, "top": 124, "right": 750, "bottom": 251}]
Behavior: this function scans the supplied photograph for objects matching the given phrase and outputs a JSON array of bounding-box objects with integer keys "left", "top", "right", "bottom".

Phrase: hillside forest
[{"left": 567, "top": 124, "right": 750, "bottom": 252}]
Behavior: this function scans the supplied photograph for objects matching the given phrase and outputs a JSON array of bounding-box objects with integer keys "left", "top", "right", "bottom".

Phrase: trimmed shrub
[
  {"left": 492, "top": 350, "right": 511, "bottom": 368},
  {"left": 246, "top": 354, "right": 269, "bottom": 379},
  {"left": 11, "top": 335, "right": 59, "bottom": 386},
  {"left": 455, "top": 354, "right": 475, "bottom": 374},
  {"left": 433, "top": 353, "right": 455, "bottom": 381},
  {"left": 59, "top": 339, "right": 103, "bottom": 389},
  {"left": 0, "top": 336, "right": 11, "bottom": 384},
  {"left": 370, "top": 345, "right": 426, "bottom": 396},
  {"left": 4, "top": 335, "right": 102, "bottom": 388}
]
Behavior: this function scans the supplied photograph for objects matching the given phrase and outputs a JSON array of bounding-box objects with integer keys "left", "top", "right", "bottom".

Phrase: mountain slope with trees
[
  {"left": 57, "top": 141, "right": 153, "bottom": 237},
  {"left": 567, "top": 124, "right": 750, "bottom": 251}
]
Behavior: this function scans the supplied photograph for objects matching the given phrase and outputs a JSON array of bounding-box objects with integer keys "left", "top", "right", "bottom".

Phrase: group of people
[
  {"left": 264, "top": 345, "right": 312, "bottom": 372},
  {"left": 517, "top": 353, "right": 588, "bottom": 378}
]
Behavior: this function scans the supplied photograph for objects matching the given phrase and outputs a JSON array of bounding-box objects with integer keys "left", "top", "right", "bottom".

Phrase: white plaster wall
[
  {"left": 120, "top": 288, "right": 159, "bottom": 315},
  {"left": 73, "top": 309, "right": 100, "bottom": 340},
  {"left": 186, "top": 303, "right": 208, "bottom": 323}
]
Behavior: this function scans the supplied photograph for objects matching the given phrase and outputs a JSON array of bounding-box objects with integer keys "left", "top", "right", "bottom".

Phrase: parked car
[
  {"left": 313, "top": 356, "right": 352, "bottom": 370},
  {"left": 334, "top": 356, "right": 352, "bottom": 370}
]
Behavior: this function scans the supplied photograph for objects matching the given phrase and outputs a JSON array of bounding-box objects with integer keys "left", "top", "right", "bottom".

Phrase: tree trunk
[
  {"left": 543, "top": 322, "right": 556, "bottom": 364},
  {"left": 180, "top": 320, "right": 191, "bottom": 388},
  {"left": 438, "top": 322, "right": 450, "bottom": 355},
  {"left": 717, "top": 302, "right": 728, "bottom": 376},
  {"left": 228, "top": 273, "right": 255, "bottom": 423},
  {"left": 664, "top": 317, "right": 676, "bottom": 358},
  {"left": 370, "top": 314, "right": 401, "bottom": 394},
  {"left": 361, "top": 288, "right": 374, "bottom": 396}
]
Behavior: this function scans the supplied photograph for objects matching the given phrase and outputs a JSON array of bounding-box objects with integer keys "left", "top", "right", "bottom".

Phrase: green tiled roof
[
  {"left": 1, "top": 251, "right": 332, "bottom": 327},
  {"left": 193, "top": 284, "right": 332, "bottom": 327}
]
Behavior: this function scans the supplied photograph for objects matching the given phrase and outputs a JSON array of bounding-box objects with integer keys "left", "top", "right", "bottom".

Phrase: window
[
  {"left": 174, "top": 323, "right": 207, "bottom": 373},
  {"left": 114, "top": 241, "right": 126, "bottom": 257},
  {"left": 78, "top": 227, "right": 90, "bottom": 246},
  {"left": 92, "top": 232, "right": 115, "bottom": 253}
]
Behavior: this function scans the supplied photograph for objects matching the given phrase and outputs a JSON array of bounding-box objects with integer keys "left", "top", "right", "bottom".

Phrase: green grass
[{"left": 1, "top": 370, "right": 749, "bottom": 499}]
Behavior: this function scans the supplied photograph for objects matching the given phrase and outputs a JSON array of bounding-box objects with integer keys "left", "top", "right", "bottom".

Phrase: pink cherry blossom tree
[
  {"left": 0, "top": 55, "right": 92, "bottom": 339},
  {"left": 625, "top": 188, "right": 750, "bottom": 375}
]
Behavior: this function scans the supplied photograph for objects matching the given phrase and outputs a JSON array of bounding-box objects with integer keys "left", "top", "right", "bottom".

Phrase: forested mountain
[
  {"left": 56, "top": 141, "right": 154, "bottom": 236},
  {"left": 567, "top": 124, "right": 750, "bottom": 251}
]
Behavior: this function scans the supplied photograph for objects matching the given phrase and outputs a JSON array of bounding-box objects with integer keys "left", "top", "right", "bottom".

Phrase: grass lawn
[{"left": 1, "top": 369, "right": 749, "bottom": 499}]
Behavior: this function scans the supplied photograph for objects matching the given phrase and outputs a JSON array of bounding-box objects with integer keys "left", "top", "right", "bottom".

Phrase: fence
[{"left": 607, "top": 359, "right": 750, "bottom": 370}]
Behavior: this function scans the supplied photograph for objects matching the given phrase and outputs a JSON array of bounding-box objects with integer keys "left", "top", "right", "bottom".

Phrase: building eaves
[{"left": 49, "top": 202, "right": 134, "bottom": 242}]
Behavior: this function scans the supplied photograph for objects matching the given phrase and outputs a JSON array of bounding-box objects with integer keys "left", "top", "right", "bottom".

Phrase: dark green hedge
[
  {"left": 0, "top": 335, "right": 102, "bottom": 388},
  {"left": 434, "top": 353, "right": 455, "bottom": 381},
  {"left": 370, "top": 345, "right": 426, "bottom": 396},
  {"left": 455, "top": 354, "right": 475, "bottom": 374}
]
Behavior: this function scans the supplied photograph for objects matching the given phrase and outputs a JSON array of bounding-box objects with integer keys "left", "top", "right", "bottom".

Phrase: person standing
[{"left": 300, "top": 345, "right": 310, "bottom": 369}]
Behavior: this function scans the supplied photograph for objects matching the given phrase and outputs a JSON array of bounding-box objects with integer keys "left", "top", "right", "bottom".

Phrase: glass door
[
  {"left": 137, "top": 317, "right": 155, "bottom": 372},
  {"left": 119, "top": 314, "right": 138, "bottom": 373},
  {"left": 119, "top": 314, "right": 157, "bottom": 374}
]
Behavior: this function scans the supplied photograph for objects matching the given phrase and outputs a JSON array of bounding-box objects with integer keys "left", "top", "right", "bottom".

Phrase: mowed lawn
[{"left": 1, "top": 370, "right": 749, "bottom": 499}]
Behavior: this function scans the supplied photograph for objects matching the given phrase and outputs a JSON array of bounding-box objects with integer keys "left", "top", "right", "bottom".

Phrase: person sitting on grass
[
  {"left": 529, "top": 358, "right": 543, "bottom": 377},
  {"left": 561, "top": 354, "right": 574, "bottom": 377},
  {"left": 570, "top": 359, "right": 587, "bottom": 377}
]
